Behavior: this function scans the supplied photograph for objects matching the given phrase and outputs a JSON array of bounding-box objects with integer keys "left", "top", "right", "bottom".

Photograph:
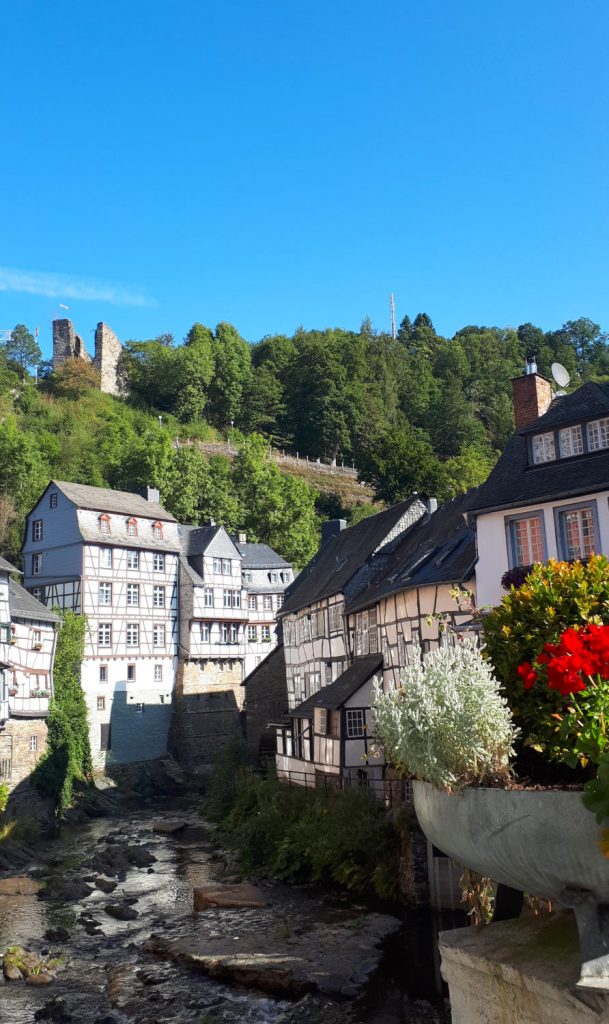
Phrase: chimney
[
  {"left": 321, "top": 519, "right": 347, "bottom": 547},
  {"left": 144, "top": 486, "right": 160, "bottom": 504},
  {"left": 511, "top": 357, "right": 553, "bottom": 431},
  {"left": 426, "top": 497, "right": 438, "bottom": 515},
  {"left": 238, "top": 531, "right": 247, "bottom": 544}
]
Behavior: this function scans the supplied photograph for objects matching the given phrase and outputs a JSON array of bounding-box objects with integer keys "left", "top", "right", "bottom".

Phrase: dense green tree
[
  {"left": 208, "top": 322, "right": 252, "bottom": 428},
  {"left": 5, "top": 324, "right": 41, "bottom": 377}
]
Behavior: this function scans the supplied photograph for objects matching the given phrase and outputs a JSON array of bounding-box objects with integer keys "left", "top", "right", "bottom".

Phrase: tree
[
  {"left": 208, "top": 322, "right": 252, "bottom": 428},
  {"left": 51, "top": 358, "right": 101, "bottom": 399},
  {"left": 5, "top": 324, "right": 41, "bottom": 377}
]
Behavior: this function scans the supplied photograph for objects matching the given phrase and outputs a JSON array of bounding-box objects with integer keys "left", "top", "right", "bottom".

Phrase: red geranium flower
[{"left": 517, "top": 662, "right": 538, "bottom": 689}]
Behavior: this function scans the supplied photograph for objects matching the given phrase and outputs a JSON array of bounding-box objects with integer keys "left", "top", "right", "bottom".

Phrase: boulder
[
  {"left": 193, "top": 883, "right": 267, "bottom": 912},
  {"left": 95, "top": 878, "right": 118, "bottom": 894},
  {"left": 105, "top": 903, "right": 139, "bottom": 921},
  {"left": 3, "top": 961, "right": 23, "bottom": 981},
  {"left": 152, "top": 819, "right": 186, "bottom": 835},
  {"left": 44, "top": 927, "right": 70, "bottom": 943},
  {"left": 26, "top": 972, "right": 54, "bottom": 985}
]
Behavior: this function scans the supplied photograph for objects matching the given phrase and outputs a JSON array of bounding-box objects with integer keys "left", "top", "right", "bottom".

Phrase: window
[
  {"left": 153, "top": 586, "right": 165, "bottom": 608},
  {"left": 587, "top": 418, "right": 609, "bottom": 452},
  {"left": 153, "top": 552, "right": 165, "bottom": 572},
  {"left": 31, "top": 587, "right": 43, "bottom": 602},
  {"left": 243, "top": 571, "right": 252, "bottom": 584},
  {"left": 127, "top": 664, "right": 136, "bottom": 681},
  {"left": 305, "top": 670, "right": 321, "bottom": 697},
  {"left": 127, "top": 583, "right": 140, "bottom": 607},
  {"left": 277, "top": 594, "right": 284, "bottom": 609},
  {"left": 317, "top": 709, "right": 329, "bottom": 736},
  {"left": 203, "top": 587, "right": 214, "bottom": 607},
  {"left": 325, "top": 661, "right": 333, "bottom": 685},
  {"left": 152, "top": 521, "right": 163, "bottom": 540},
  {"left": 127, "top": 550, "right": 139, "bottom": 570},
  {"left": 293, "top": 674, "right": 303, "bottom": 702},
  {"left": 100, "top": 723, "right": 111, "bottom": 751},
  {"left": 200, "top": 622, "right": 210, "bottom": 642},
  {"left": 153, "top": 624, "right": 165, "bottom": 647},
  {"left": 30, "top": 735, "right": 38, "bottom": 752},
  {"left": 98, "top": 623, "right": 112, "bottom": 647},
  {"left": 231, "top": 624, "right": 239, "bottom": 643},
  {"left": 507, "top": 513, "right": 545, "bottom": 567},
  {"left": 126, "top": 517, "right": 138, "bottom": 537},
  {"left": 247, "top": 625, "right": 257, "bottom": 642},
  {"left": 97, "top": 696, "right": 105, "bottom": 711},
  {"left": 556, "top": 504, "right": 597, "bottom": 561},
  {"left": 32, "top": 554, "right": 42, "bottom": 575},
  {"left": 269, "top": 571, "right": 279, "bottom": 583},
  {"left": 261, "top": 625, "right": 271, "bottom": 642},
  {"left": 32, "top": 629, "right": 42, "bottom": 648},
  {"left": 345, "top": 709, "right": 366, "bottom": 738},
  {"left": 32, "top": 520, "right": 43, "bottom": 541},
  {"left": 136, "top": 703, "right": 144, "bottom": 713},
  {"left": 50, "top": 493, "right": 58, "bottom": 509},
  {"left": 223, "top": 589, "right": 241, "bottom": 608},
  {"left": 154, "top": 664, "right": 163, "bottom": 683},
  {"left": 397, "top": 633, "right": 407, "bottom": 668},
  {"left": 368, "top": 608, "right": 378, "bottom": 654},
  {"left": 329, "top": 602, "right": 344, "bottom": 633},
  {"left": 330, "top": 710, "right": 340, "bottom": 738},
  {"left": 99, "top": 514, "right": 111, "bottom": 534},
  {"left": 559, "top": 425, "right": 584, "bottom": 458},
  {"left": 99, "top": 665, "right": 108, "bottom": 683},
  {"left": 532, "top": 432, "right": 556, "bottom": 464},
  {"left": 98, "top": 582, "right": 112, "bottom": 606},
  {"left": 248, "top": 595, "right": 258, "bottom": 611},
  {"left": 213, "top": 558, "right": 222, "bottom": 574},
  {"left": 222, "top": 559, "right": 231, "bottom": 575},
  {"left": 263, "top": 595, "right": 273, "bottom": 611},
  {"left": 222, "top": 623, "right": 238, "bottom": 643},
  {"left": 126, "top": 623, "right": 139, "bottom": 646},
  {"left": 100, "top": 547, "right": 113, "bottom": 569}
]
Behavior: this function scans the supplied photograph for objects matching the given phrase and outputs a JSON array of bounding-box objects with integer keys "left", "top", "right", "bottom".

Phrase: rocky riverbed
[{"left": 0, "top": 800, "right": 450, "bottom": 1024}]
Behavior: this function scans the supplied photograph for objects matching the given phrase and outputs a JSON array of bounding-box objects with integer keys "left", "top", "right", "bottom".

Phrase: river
[{"left": 0, "top": 799, "right": 454, "bottom": 1024}]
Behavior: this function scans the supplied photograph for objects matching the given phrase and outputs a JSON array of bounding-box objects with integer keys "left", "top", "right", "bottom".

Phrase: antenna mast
[{"left": 390, "top": 293, "right": 396, "bottom": 339}]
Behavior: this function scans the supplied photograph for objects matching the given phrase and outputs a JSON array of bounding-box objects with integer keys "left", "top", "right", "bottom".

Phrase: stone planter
[{"left": 413, "top": 780, "right": 609, "bottom": 990}]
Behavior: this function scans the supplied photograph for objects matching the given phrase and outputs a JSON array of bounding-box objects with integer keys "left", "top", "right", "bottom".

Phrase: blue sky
[{"left": 1, "top": 1, "right": 608, "bottom": 359}]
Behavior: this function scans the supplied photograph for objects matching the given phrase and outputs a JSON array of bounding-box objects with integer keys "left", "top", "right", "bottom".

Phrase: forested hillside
[{"left": 0, "top": 314, "right": 607, "bottom": 568}]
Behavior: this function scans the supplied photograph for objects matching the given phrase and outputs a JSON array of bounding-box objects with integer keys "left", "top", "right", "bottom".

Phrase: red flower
[{"left": 517, "top": 662, "right": 538, "bottom": 689}]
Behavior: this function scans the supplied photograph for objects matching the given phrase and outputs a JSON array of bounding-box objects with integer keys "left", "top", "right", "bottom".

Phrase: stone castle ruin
[{"left": 52, "top": 319, "right": 122, "bottom": 396}]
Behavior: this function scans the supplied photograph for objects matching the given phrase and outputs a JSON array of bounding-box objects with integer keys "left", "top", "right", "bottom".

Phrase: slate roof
[
  {"left": 347, "top": 495, "right": 476, "bottom": 614},
  {"left": 0, "top": 555, "right": 19, "bottom": 574},
  {"left": 178, "top": 525, "right": 218, "bottom": 556},
  {"left": 467, "top": 383, "right": 609, "bottom": 514},
  {"left": 9, "top": 579, "right": 60, "bottom": 623},
  {"left": 234, "top": 542, "right": 290, "bottom": 570},
  {"left": 242, "top": 642, "right": 286, "bottom": 690},
  {"left": 280, "top": 497, "right": 422, "bottom": 616},
  {"left": 289, "top": 654, "right": 383, "bottom": 716},
  {"left": 54, "top": 481, "right": 175, "bottom": 521}
]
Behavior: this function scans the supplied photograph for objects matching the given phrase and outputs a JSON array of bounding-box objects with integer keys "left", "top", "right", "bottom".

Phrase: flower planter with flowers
[{"left": 374, "top": 556, "right": 609, "bottom": 991}]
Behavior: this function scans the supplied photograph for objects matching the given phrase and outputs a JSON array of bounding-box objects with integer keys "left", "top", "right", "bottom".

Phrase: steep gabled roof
[
  {"left": 520, "top": 381, "right": 609, "bottom": 434},
  {"left": 289, "top": 654, "right": 382, "bottom": 716},
  {"left": 280, "top": 497, "right": 422, "bottom": 615},
  {"left": 242, "top": 642, "right": 286, "bottom": 690},
  {"left": 347, "top": 494, "right": 476, "bottom": 613},
  {"left": 0, "top": 555, "right": 20, "bottom": 574},
  {"left": 9, "top": 579, "right": 60, "bottom": 623},
  {"left": 234, "top": 541, "right": 291, "bottom": 570},
  {"left": 178, "top": 524, "right": 219, "bottom": 556},
  {"left": 52, "top": 481, "right": 175, "bottom": 521}
]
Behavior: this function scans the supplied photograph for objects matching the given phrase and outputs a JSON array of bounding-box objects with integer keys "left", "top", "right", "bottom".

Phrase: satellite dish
[{"left": 551, "top": 362, "right": 570, "bottom": 389}]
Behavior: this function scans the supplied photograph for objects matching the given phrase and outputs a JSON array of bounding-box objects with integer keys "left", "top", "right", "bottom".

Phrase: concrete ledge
[{"left": 440, "top": 913, "right": 609, "bottom": 1024}]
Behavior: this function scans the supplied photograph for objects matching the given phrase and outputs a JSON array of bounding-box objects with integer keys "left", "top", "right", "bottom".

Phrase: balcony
[{"left": 9, "top": 694, "right": 50, "bottom": 718}]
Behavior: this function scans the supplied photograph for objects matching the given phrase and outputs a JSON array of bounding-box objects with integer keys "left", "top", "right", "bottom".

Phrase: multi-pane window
[
  {"left": 126, "top": 623, "right": 139, "bottom": 646},
  {"left": 200, "top": 622, "right": 210, "bottom": 642},
  {"left": 154, "top": 664, "right": 163, "bottom": 683},
  {"left": 248, "top": 595, "right": 258, "bottom": 611},
  {"left": 31, "top": 587, "right": 43, "bottom": 602},
  {"left": 32, "top": 520, "right": 43, "bottom": 541},
  {"left": 532, "top": 432, "right": 556, "bottom": 464},
  {"left": 30, "top": 736, "right": 38, "bottom": 752},
  {"left": 100, "top": 547, "right": 113, "bottom": 569},
  {"left": 247, "top": 625, "right": 257, "bottom": 642},
  {"left": 223, "top": 589, "right": 241, "bottom": 608},
  {"left": 99, "top": 665, "right": 108, "bottom": 682},
  {"left": 153, "top": 552, "right": 165, "bottom": 572},
  {"left": 329, "top": 602, "right": 344, "bottom": 633},
  {"left": 99, "top": 514, "right": 111, "bottom": 534},
  {"left": 559, "top": 425, "right": 584, "bottom": 458},
  {"left": 277, "top": 594, "right": 284, "bottom": 609},
  {"left": 270, "top": 571, "right": 279, "bottom": 583},
  {"left": 221, "top": 623, "right": 239, "bottom": 643},
  {"left": 293, "top": 673, "right": 303, "bottom": 702},
  {"left": 32, "top": 554, "right": 42, "bottom": 575},
  {"left": 243, "top": 571, "right": 252, "bottom": 584},
  {"left": 508, "top": 514, "right": 545, "bottom": 567},
  {"left": 98, "top": 623, "right": 112, "bottom": 647},
  {"left": 325, "top": 661, "right": 333, "bottom": 685},
  {"left": 587, "top": 418, "right": 609, "bottom": 452},
  {"left": 558, "top": 505, "right": 597, "bottom": 561},
  {"left": 263, "top": 595, "right": 273, "bottom": 611},
  {"left": 153, "top": 586, "right": 165, "bottom": 608},
  {"left": 261, "top": 625, "right": 271, "bottom": 642},
  {"left": 213, "top": 558, "right": 222, "bottom": 574},
  {"left": 152, "top": 522, "right": 163, "bottom": 540},
  {"left": 355, "top": 611, "right": 372, "bottom": 656},
  {"left": 127, "top": 584, "right": 140, "bottom": 607},
  {"left": 127, "top": 550, "right": 139, "bottom": 570},
  {"left": 98, "top": 583, "right": 112, "bottom": 606},
  {"left": 127, "top": 664, "right": 136, "bottom": 681},
  {"left": 222, "top": 559, "right": 232, "bottom": 575},
  {"left": 153, "top": 624, "right": 165, "bottom": 647},
  {"left": 305, "top": 670, "right": 321, "bottom": 697},
  {"left": 203, "top": 587, "right": 214, "bottom": 607},
  {"left": 127, "top": 518, "right": 138, "bottom": 537},
  {"left": 345, "top": 709, "right": 366, "bottom": 739},
  {"left": 97, "top": 696, "right": 105, "bottom": 711},
  {"left": 50, "top": 493, "right": 58, "bottom": 508}
]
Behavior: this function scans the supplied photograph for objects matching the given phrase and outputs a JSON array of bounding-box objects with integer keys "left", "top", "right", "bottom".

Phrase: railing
[
  {"left": 272, "top": 766, "right": 413, "bottom": 809},
  {"left": 172, "top": 438, "right": 362, "bottom": 482},
  {"left": 9, "top": 695, "right": 50, "bottom": 717}
]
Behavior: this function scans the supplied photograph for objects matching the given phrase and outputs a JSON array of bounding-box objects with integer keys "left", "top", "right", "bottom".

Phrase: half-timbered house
[{"left": 234, "top": 537, "right": 292, "bottom": 677}]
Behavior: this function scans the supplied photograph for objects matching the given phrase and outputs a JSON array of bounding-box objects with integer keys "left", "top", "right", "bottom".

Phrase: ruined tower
[
  {"left": 52, "top": 319, "right": 91, "bottom": 365},
  {"left": 52, "top": 318, "right": 123, "bottom": 396}
]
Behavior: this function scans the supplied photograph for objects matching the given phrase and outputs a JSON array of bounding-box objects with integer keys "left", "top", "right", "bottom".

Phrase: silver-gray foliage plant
[{"left": 373, "top": 636, "right": 518, "bottom": 790}]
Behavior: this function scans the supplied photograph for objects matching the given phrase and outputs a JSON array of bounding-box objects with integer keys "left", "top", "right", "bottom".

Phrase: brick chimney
[{"left": 511, "top": 357, "right": 553, "bottom": 431}]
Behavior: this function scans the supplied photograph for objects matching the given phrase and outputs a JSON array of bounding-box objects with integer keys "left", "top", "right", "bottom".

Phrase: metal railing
[{"left": 273, "top": 765, "right": 413, "bottom": 808}]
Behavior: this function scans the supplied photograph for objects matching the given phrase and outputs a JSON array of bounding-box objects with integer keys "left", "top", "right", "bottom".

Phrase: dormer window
[
  {"left": 532, "top": 432, "right": 556, "bottom": 464},
  {"left": 126, "top": 517, "right": 138, "bottom": 537},
  {"left": 99, "top": 514, "right": 111, "bottom": 535},
  {"left": 559, "top": 425, "right": 584, "bottom": 458},
  {"left": 587, "top": 418, "right": 609, "bottom": 452},
  {"left": 152, "top": 521, "right": 163, "bottom": 540}
]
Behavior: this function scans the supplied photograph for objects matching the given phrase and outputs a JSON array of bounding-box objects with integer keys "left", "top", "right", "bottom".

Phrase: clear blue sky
[{"left": 2, "top": 0, "right": 608, "bottom": 359}]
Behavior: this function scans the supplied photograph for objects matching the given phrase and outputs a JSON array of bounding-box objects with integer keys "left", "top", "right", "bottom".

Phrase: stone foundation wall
[{"left": 170, "top": 659, "right": 245, "bottom": 767}]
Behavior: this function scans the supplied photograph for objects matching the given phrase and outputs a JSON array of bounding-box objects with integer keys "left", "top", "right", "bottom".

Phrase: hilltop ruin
[{"left": 52, "top": 319, "right": 122, "bottom": 396}]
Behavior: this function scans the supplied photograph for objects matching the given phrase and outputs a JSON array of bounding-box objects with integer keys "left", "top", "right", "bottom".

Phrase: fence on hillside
[{"left": 172, "top": 438, "right": 362, "bottom": 482}]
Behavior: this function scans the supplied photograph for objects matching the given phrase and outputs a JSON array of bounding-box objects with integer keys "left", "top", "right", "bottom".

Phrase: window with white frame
[
  {"left": 97, "top": 696, "right": 105, "bottom": 711},
  {"left": 223, "top": 589, "right": 241, "bottom": 608},
  {"left": 50, "top": 493, "right": 57, "bottom": 508},
  {"left": 293, "top": 673, "right": 303, "bottom": 702},
  {"left": 153, "top": 624, "right": 165, "bottom": 647},
  {"left": 248, "top": 594, "right": 258, "bottom": 611},
  {"left": 32, "top": 520, "right": 43, "bottom": 541},
  {"left": 221, "top": 622, "right": 229, "bottom": 643},
  {"left": 277, "top": 594, "right": 284, "bottom": 608},
  {"left": 32, "top": 629, "right": 42, "bottom": 647},
  {"left": 99, "top": 514, "right": 111, "bottom": 534},
  {"left": 557, "top": 504, "right": 597, "bottom": 561},
  {"left": 127, "top": 664, "right": 136, "bottom": 681},
  {"left": 127, "top": 550, "right": 139, "bottom": 570},
  {"left": 203, "top": 587, "right": 214, "bottom": 607},
  {"left": 152, "top": 521, "right": 163, "bottom": 540},
  {"left": 100, "top": 547, "right": 113, "bottom": 569},
  {"left": 559, "top": 425, "right": 584, "bottom": 458},
  {"left": 99, "top": 665, "right": 108, "bottom": 682},
  {"left": 305, "top": 670, "right": 321, "bottom": 697},
  {"left": 263, "top": 595, "right": 273, "bottom": 611},
  {"left": 153, "top": 586, "right": 165, "bottom": 608},
  {"left": 98, "top": 582, "right": 112, "bottom": 606},
  {"left": 200, "top": 622, "right": 210, "bottom": 642},
  {"left": 230, "top": 623, "right": 238, "bottom": 642},
  {"left": 507, "top": 513, "right": 545, "bottom": 567},
  {"left": 32, "top": 553, "right": 42, "bottom": 575},
  {"left": 126, "top": 623, "right": 139, "bottom": 646},
  {"left": 247, "top": 625, "right": 257, "bottom": 642},
  {"left": 154, "top": 664, "right": 163, "bottom": 683},
  {"left": 261, "top": 625, "right": 271, "bottom": 642},
  {"left": 243, "top": 571, "right": 252, "bottom": 583},
  {"left": 126, "top": 517, "right": 138, "bottom": 537},
  {"left": 31, "top": 586, "right": 43, "bottom": 602},
  {"left": 329, "top": 602, "right": 344, "bottom": 633},
  {"left": 222, "top": 622, "right": 238, "bottom": 643},
  {"left": 30, "top": 735, "right": 38, "bottom": 752},
  {"left": 98, "top": 623, "right": 112, "bottom": 647},
  {"left": 345, "top": 709, "right": 366, "bottom": 738},
  {"left": 532, "top": 432, "right": 556, "bottom": 464},
  {"left": 269, "top": 571, "right": 279, "bottom": 583},
  {"left": 587, "top": 417, "right": 609, "bottom": 452},
  {"left": 127, "top": 583, "right": 140, "bottom": 607},
  {"left": 153, "top": 552, "right": 165, "bottom": 572},
  {"left": 369, "top": 608, "right": 378, "bottom": 653},
  {"left": 213, "top": 558, "right": 222, "bottom": 574}
]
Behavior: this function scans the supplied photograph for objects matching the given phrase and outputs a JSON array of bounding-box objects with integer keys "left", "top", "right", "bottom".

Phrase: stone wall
[
  {"left": 94, "top": 322, "right": 122, "bottom": 396},
  {"left": 52, "top": 319, "right": 91, "bottom": 365},
  {"left": 0, "top": 718, "right": 49, "bottom": 815},
  {"left": 169, "top": 659, "right": 245, "bottom": 768}
]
